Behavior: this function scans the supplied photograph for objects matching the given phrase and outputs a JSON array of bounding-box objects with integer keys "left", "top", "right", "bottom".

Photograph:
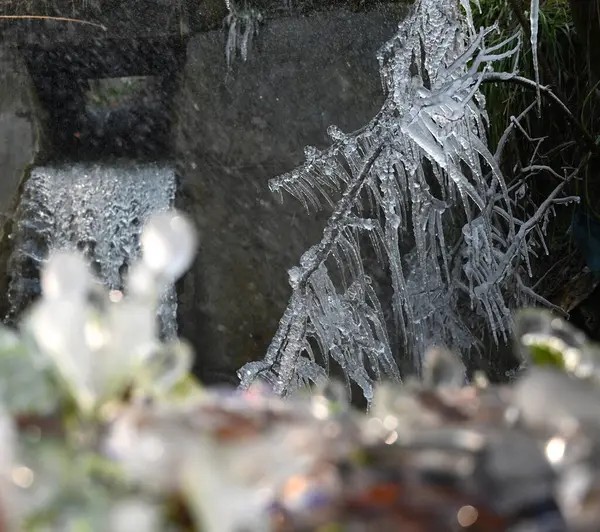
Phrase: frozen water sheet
[{"left": 7, "top": 161, "right": 177, "bottom": 337}]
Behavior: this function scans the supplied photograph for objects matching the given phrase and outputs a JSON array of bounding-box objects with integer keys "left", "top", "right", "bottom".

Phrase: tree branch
[
  {"left": 295, "top": 143, "right": 384, "bottom": 288},
  {"left": 516, "top": 273, "right": 569, "bottom": 317},
  {"left": 494, "top": 100, "right": 538, "bottom": 161}
]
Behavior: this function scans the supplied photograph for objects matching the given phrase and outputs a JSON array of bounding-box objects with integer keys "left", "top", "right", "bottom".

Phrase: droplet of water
[
  {"left": 422, "top": 346, "right": 465, "bottom": 388},
  {"left": 141, "top": 211, "right": 197, "bottom": 282}
]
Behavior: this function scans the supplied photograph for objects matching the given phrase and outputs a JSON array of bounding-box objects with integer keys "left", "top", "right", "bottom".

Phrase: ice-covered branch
[
  {"left": 238, "top": 0, "right": 579, "bottom": 401},
  {"left": 476, "top": 156, "right": 588, "bottom": 296},
  {"left": 289, "top": 144, "right": 384, "bottom": 289}
]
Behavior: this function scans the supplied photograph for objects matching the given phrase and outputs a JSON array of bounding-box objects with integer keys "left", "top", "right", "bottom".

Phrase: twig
[
  {"left": 295, "top": 143, "right": 384, "bottom": 288},
  {"left": 477, "top": 153, "right": 592, "bottom": 294},
  {"left": 531, "top": 250, "right": 577, "bottom": 290},
  {"left": 481, "top": 72, "right": 598, "bottom": 152},
  {"left": 516, "top": 273, "right": 569, "bottom": 317},
  {"left": 519, "top": 165, "right": 568, "bottom": 182},
  {"left": 494, "top": 100, "right": 538, "bottom": 161},
  {"left": 0, "top": 15, "right": 107, "bottom": 31}
]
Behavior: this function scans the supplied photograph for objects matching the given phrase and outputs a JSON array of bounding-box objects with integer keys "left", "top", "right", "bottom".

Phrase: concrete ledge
[
  {"left": 0, "top": 0, "right": 408, "bottom": 46},
  {"left": 0, "top": 0, "right": 191, "bottom": 45}
]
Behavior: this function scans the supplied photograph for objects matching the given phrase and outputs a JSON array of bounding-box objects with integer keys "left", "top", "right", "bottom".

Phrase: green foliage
[
  {"left": 473, "top": 0, "right": 600, "bottom": 312},
  {"left": 475, "top": 0, "right": 580, "bottom": 149},
  {"left": 515, "top": 308, "right": 600, "bottom": 380},
  {"left": 527, "top": 342, "right": 566, "bottom": 367}
]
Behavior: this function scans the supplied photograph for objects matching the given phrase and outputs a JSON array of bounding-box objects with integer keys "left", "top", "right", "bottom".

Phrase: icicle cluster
[
  {"left": 237, "top": 0, "right": 572, "bottom": 404},
  {"left": 224, "top": 1, "right": 263, "bottom": 69}
]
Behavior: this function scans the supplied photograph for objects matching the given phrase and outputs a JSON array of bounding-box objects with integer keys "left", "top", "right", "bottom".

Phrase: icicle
[{"left": 530, "top": 0, "right": 541, "bottom": 115}]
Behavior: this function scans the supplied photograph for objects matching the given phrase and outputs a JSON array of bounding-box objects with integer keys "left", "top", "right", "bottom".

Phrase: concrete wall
[
  {"left": 0, "top": 0, "right": 189, "bottom": 45},
  {"left": 0, "top": 48, "right": 44, "bottom": 234},
  {"left": 0, "top": 7, "right": 402, "bottom": 383},
  {"left": 173, "top": 9, "right": 399, "bottom": 383},
  {"left": 0, "top": 47, "right": 45, "bottom": 321}
]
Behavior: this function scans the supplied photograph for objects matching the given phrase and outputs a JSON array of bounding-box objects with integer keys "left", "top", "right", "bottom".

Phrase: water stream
[{"left": 6, "top": 160, "right": 177, "bottom": 337}]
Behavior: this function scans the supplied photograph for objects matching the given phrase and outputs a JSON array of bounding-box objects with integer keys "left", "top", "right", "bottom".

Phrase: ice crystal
[
  {"left": 238, "top": 0, "right": 570, "bottom": 404},
  {"left": 23, "top": 210, "right": 196, "bottom": 412}
]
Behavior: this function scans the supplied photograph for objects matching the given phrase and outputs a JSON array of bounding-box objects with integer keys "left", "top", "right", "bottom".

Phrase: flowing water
[{"left": 6, "top": 161, "right": 177, "bottom": 337}]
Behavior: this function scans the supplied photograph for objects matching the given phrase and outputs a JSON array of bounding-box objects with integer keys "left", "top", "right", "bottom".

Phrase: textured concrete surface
[
  {"left": 0, "top": 0, "right": 190, "bottom": 45},
  {"left": 0, "top": 47, "right": 45, "bottom": 321},
  {"left": 0, "top": 48, "right": 43, "bottom": 230}
]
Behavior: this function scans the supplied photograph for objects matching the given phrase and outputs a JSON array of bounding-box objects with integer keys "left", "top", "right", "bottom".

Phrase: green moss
[
  {"left": 528, "top": 342, "right": 567, "bottom": 368},
  {"left": 474, "top": 0, "right": 579, "bottom": 149}
]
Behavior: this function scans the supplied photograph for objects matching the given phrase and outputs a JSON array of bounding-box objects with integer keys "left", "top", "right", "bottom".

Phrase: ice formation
[
  {"left": 24, "top": 209, "right": 195, "bottom": 413},
  {"left": 6, "top": 162, "right": 177, "bottom": 338},
  {"left": 238, "top": 0, "right": 571, "bottom": 404},
  {"left": 224, "top": 1, "right": 263, "bottom": 69},
  {"left": 530, "top": 0, "right": 541, "bottom": 113}
]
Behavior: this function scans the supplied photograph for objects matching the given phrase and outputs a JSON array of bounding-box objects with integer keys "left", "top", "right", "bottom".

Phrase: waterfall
[{"left": 6, "top": 161, "right": 177, "bottom": 337}]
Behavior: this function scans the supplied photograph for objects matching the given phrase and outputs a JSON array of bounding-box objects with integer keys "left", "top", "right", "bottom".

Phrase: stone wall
[{"left": 173, "top": 8, "right": 400, "bottom": 383}]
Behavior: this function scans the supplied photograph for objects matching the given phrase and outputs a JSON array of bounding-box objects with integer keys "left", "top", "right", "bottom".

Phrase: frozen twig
[
  {"left": 477, "top": 155, "right": 591, "bottom": 295},
  {"left": 293, "top": 144, "right": 384, "bottom": 290}
]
